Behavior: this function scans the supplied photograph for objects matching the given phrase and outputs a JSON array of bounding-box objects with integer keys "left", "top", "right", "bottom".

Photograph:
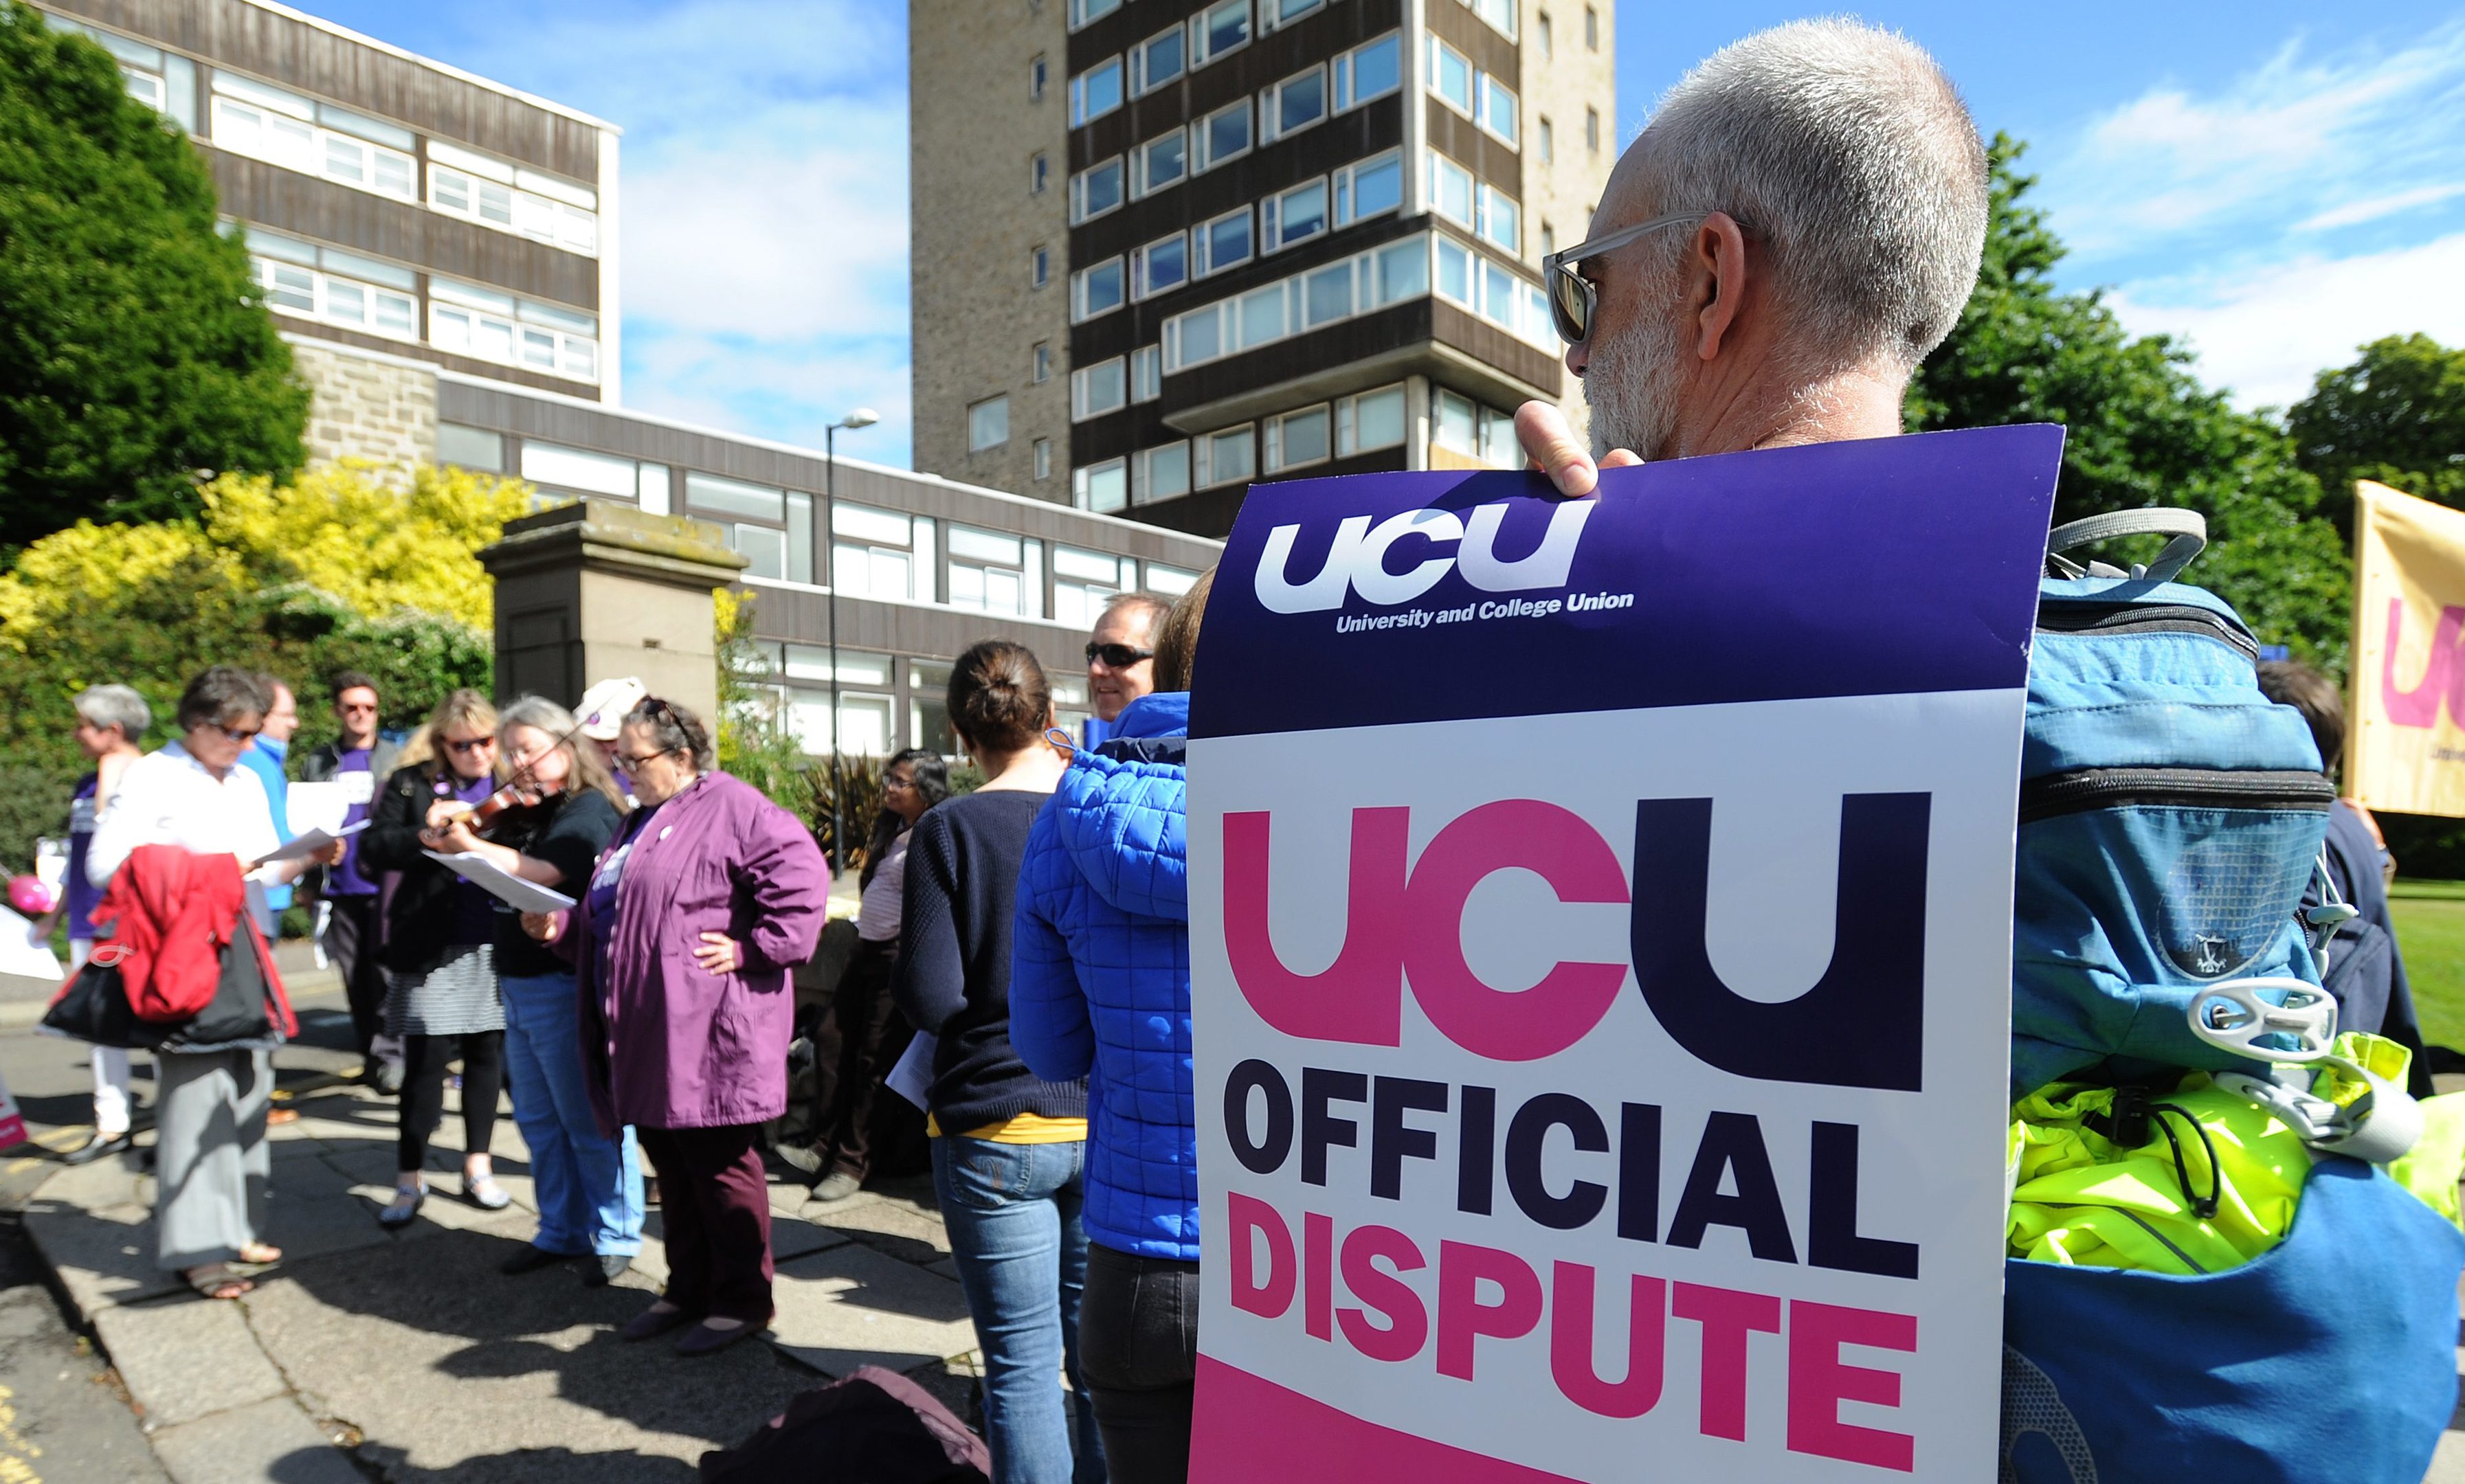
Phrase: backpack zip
[
  {"left": 2019, "top": 767, "right": 2334, "bottom": 823},
  {"left": 2035, "top": 603, "right": 2261, "bottom": 663}
]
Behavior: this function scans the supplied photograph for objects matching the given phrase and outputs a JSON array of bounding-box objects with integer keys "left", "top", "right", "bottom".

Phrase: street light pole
[{"left": 822, "top": 409, "right": 878, "bottom": 884}]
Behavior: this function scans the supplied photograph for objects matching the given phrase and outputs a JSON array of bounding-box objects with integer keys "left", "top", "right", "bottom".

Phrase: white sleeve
[
  {"left": 229, "top": 768, "right": 283, "bottom": 881},
  {"left": 87, "top": 756, "right": 164, "bottom": 889}
]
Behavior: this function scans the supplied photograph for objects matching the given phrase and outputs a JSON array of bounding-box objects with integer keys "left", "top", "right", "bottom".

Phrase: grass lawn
[{"left": 2388, "top": 881, "right": 2465, "bottom": 1048}]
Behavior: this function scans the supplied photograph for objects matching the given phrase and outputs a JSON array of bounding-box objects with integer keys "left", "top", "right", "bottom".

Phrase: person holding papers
[
  {"left": 299, "top": 672, "right": 400, "bottom": 1090},
  {"left": 57, "top": 684, "right": 150, "bottom": 1166},
  {"left": 358, "top": 689, "right": 513, "bottom": 1228},
  {"left": 425, "top": 697, "right": 643, "bottom": 1285},
  {"left": 537, "top": 697, "right": 827, "bottom": 1357}
]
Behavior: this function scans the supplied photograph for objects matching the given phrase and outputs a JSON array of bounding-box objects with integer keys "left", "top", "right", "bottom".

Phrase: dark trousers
[
  {"left": 398, "top": 1031, "right": 504, "bottom": 1173},
  {"left": 814, "top": 938, "right": 922, "bottom": 1182},
  {"left": 637, "top": 1123, "right": 774, "bottom": 1323},
  {"left": 322, "top": 894, "right": 386, "bottom": 1057},
  {"left": 1078, "top": 1244, "right": 1200, "bottom": 1484}
]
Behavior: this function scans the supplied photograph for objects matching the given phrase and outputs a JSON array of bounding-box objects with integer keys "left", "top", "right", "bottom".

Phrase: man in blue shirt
[{"left": 234, "top": 676, "right": 298, "bottom": 928}]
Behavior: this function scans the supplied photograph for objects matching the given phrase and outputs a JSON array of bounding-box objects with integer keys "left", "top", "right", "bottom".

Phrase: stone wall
[{"left": 290, "top": 339, "right": 440, "bottom": 474}]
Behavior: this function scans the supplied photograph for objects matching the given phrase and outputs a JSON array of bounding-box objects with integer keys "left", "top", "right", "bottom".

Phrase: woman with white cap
[{"left": 576, "top": 677, "right": 647, "bottom": 807}]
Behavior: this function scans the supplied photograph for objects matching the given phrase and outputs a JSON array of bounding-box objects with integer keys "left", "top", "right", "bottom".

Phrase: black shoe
[
  {"left": 501, "top": 1245, "right": 568, "bottom": 1276},
  {"left": 585, "top": 1254, "right": 631, "bottom": 1288},
  {"left": 60, "top": 1132, "right": 130, "bottom": 1166}
]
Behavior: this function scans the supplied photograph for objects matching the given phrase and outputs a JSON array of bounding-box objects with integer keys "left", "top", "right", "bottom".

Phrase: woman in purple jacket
[{"left": 526, "top": 697, "right": 829, "bottom": 1358}]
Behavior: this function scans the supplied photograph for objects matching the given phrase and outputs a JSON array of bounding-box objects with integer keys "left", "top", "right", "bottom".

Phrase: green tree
[
  {"left": 2287, "top": 333, "right": 2465, "bottom": 529},
  {"left": 1908, "top": 136, "right": 2351, "bottom": 675},
  {"left": 0, "top": 2, "right": 307, "bottom": 555}
]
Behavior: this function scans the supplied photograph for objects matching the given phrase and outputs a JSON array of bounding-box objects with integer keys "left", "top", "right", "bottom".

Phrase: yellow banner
[{"left": 2351, "top": 479, "right": 2465, "bottom": 816}]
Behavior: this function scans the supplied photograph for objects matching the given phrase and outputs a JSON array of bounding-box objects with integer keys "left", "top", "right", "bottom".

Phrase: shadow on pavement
[{"left": 348, "top": 1444, "right": 704, "bottom": 1483}]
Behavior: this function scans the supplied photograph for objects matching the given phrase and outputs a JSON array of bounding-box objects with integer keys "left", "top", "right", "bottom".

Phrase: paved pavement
[{"left": 0, "top": 960, "right": 983, "bottom": 1483}]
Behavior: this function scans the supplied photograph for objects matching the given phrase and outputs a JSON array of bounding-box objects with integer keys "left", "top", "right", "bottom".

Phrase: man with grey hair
[
  {"left": 1517, "top": 19, "right": 1987, "bottom": 487},
  {"left": 58, "top": 684, "right": 150, "bottom": 1165}
]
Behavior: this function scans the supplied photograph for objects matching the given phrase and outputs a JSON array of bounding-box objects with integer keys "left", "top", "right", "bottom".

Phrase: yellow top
[{"left": 927, "top": 1111, "right": 1090, "bottom": 1145}]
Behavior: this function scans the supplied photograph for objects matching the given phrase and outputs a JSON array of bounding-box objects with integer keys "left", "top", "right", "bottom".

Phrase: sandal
[
  {"left": 186, "top": 1263, "right": 252, "bottom": 1301},
  {"left": 236, "top": 1242, "right": 282, "bottom": 1266}
]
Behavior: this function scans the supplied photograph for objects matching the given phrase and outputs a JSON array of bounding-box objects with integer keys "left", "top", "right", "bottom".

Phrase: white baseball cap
[{"left": 575, "top": 676, "right": 648, "bottom": 741}]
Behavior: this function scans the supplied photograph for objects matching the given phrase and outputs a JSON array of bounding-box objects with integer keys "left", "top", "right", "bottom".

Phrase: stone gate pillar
[{"left": 477, "top": 499, "right": 748, "bottom": 724}]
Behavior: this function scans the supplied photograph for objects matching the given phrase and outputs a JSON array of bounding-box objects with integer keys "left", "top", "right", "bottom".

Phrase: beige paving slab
[
  {"left": 36, "top": 1147, "right": 150, "bottom": 1209},
  {"left": 146, "top": 1395, "right": 362, "bottom": 1484},
  {"left": 808, "top": 1189, "right": 952, "bottom": 1261},
  {"left": 25, "top": 1198, "right": 181, "bottom": 1318},
  {"left": 93, "top": 1295, "right": 288, "bottom": 1429},
  {"left": 766, "top": 1238, "right": 978, "bottom": 1380}
]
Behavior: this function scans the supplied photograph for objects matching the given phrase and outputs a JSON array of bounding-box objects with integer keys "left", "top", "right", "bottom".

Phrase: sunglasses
[
  {"left": 1539, "top": 211, "right": 1715, "bottom": 347},
  {"left": 217, "top": 725, "right": 261, "bottom": 743},
  {"left": 337, "top": 701, "right": 379, "bottom": 715},
  {"left": 1086, "top": 642, "right": 1155, "bottom": 668},
  {"left": 443, "top": 735, "right": 495, "bottom": 754}
]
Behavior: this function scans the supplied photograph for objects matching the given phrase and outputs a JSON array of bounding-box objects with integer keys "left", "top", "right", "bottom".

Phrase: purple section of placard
[{"left": 1187, "top": 425, "right": 2064, "bottom": 740}]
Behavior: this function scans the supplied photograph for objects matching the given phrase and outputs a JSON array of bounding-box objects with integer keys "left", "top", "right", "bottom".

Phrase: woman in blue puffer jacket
[{"left": 1013, "top": 568, "right": 1212, "bottom": 1484}]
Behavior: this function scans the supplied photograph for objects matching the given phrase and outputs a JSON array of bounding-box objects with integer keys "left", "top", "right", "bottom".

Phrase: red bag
[{"left": 87, "top": 845, "right": 248, "bottom": 1022}]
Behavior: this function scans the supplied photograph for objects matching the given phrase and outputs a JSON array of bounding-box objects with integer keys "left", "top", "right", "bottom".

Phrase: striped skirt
[{"left": 383, "top": 943, "right": 504, "bottom": 1038}]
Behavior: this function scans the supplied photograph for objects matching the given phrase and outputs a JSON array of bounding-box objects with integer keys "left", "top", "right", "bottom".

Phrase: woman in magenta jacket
[{"left": 529, "top": 697, "right": 829, "bottom": 1358}]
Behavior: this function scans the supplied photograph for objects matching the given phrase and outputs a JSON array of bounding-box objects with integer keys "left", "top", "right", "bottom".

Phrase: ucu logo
[
  {"left": 1255, "top": 501, "right": 1597, "bottom": 614},
  {"left": 1224, "top": 795, "right": 1932, "bottom": 1091},
  {"left": 2384, "top": 598, "right": 2465, "bottom": 729}
]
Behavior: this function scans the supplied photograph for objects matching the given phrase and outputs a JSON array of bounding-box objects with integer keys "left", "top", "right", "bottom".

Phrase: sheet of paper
[
  {"left": 421, "top": 851, "right": 577, "bottom": 914},
  {"left": 886, "top": 1033, "right": 935, "bottom": 1112},
  {"left": 287, "top": 780, "right": 348, "bottom": 837},
  {"left": 0, "top": 907, "right": 60, "bottom": 982},
  {"left": 260, "top": 819, "right": 371, "bottom": 863}
]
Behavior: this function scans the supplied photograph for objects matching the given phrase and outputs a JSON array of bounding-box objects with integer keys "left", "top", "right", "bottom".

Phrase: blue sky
[{"left": 293, "top": 0, "right": 2465, "bottom": 467}]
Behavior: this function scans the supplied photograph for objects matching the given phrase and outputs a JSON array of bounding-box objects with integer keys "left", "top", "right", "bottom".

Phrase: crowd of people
[{"left": 38, "top": 18, "right": 2442, "bottom": 1483}]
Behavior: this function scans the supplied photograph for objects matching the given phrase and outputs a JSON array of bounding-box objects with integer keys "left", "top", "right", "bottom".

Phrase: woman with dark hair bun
[
  {"left": 783, "top": 746, "right": 950, "bottom": 1200},
  {"left": 891, "top": 641, "right": 1100, "bottom": 1484}
]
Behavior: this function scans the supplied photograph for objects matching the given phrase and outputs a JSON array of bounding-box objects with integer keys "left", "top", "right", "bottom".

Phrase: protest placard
[{"left": 1184, "top": 427, "right": 2063, "bottom": 1481}]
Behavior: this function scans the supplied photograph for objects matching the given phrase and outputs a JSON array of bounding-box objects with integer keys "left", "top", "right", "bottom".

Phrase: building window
[
  {"left": 427, "top": 140, "right": 599, "bottom": 256},
  {"left": 1190, "top": 0, "right": 1251, "bottom": 67},
  {"left": 832, "top": 502, "right": 930, "bottom": 603},
  {"left": 1070, "top": 56, "right": 1124, "bottom": 126},
  {"left": 1262, "top": 178, "right": 1328, "bottom": 253},
  {"left": 1262, "top": 65, "right": 1326, "bottom": 143},
  {"left": 210, "top": 75, "right": 419, "bottom": 207},
  {"left": 1585, "top": 5, "right": 1599, "bottom": 49},
  {"left": 1030, "top": 54, "right": 1048, "bottom": 99},
  {"left": 1072, "top": 257, "right": 1126, "bottom": 321},
  {"left": 1033, "top": 343, "right": 1053, "bottom": 383},
  {"left": 1030, "top": 152, "right": 1049, "bottom": 194},
  {"left": 1264, "top": 0, "right": 1324, "bottom": 26},
  {"left": 1194, "top": 425, "right": 1255, "bottom": 488},
  {"left": 1332, "top": 32, "right": 1402, "bottom": 111},
  {"left": 247, "top": 232, "right": 417, "bottom": 341},
  {"left": 1054, "top": 546, "right": 1134, "bottom": 621},
  {"left": 1031, "top": 247, "right": 1051, "bottom": 288},
  {"left": 1539, "top": 117, "right": 1554, "bottom": 164},
  {"left": 1071, "top": 462, "right": 1130, "bottom": 517},
  {"left": 1429, "top": 234, "right": 1554, "bottom": 345},
  {"left": 1541, "top": 223, "right": 1555, "bottom": 256},
  {"left": 1460, "top": 0, "right": 1517, "bottom": 39},
  {"left": 1337, "top": 383, "right": 1409, "bottom": 456},
  {"left": 1475, "top": 74, "right": 1520, "bottom": 147},
  {"left": 1194, "top": 98, "right": 1251, "bottom": 171},
  {"left": 49, "top": 17, "right": 198, "bottom": 131},
  {"left": 1137, "top": 443, "right": 1192, "bottom": 503},
  {"left": 1263, "top": 404, "right": 1332, "bottom": 473},
  {"left": 438, "top": 423, "right": 506, "bottom": 473},
  {"left": 1539, "top": 12, "right": 1554, "bottom": 58},
  {"left": 1134, "top": 232, "right": 1189, "bottom": 298},
  {"left": 1069, "top": 0, "right": 1122, "bottom": 31},
  {"left": 430, "top": 280, "right": 599, "bottom": 382},
  {"left": 1069, "top": 157, "right": 1124, "bottom": 223},
  {"left": 949, "top": 527, "right": 1038, "bottom": 616},
  {"left": 1434, "top": 389, "right": 1523, "bottom": 466},
  {"left": 1033, "top": 439, "right": 1053, "bottom": 480},
  {"left": 1334, "top": 150, "right": 1403, "bottom": 227},
  {"left": 1071, "top": 357, "right": 1128, "bottom": 420},
  {"left": 1131, "top": 23, "right": 1185, "bottom": 95},
  {"left": 1131, "top": 128, "right": 1188, "bottom": 198},
  {"left": 1165, "top": 232, "right": 1434, "bottom": 372},
  {"left": 1194, "top": 207, "right": 1253, "bottom": 276},
  {"left": 1477, "top": 182, "right": 1521, "bottom": 253},
  {"left": 685, "top": 473, "right": 809, "bottom": 583},
  {"left": 1586, "top": 106, "right": 1600, "bottom": 154},
  {"left": 1146, "top": 561, "right": 1200, "bottom": 596},
  {"left": 1131, "top": 346, "right": 1162, "bottom": 402},
  {"left": 1427, "top": 37, "right": 1473, "bottom": 115},
  {"left": 968, "top": 395, "right": 1011, "bottom": 451},
  {"left": 1427, "top": 150, "right": 1475, "bottom": 230},
  {"left": 520, "top": 440, "right": 638, "bottom": 498}
]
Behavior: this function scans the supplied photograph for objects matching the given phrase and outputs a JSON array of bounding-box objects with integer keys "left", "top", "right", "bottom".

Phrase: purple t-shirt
[
  {"left": 586, "top": 801, "right": 658, "bottom": 983},
  {"left": 326, "top": 747, "right": 381, "bottom": 896},
  {"left": 436, "top": 772, "right": 499, "bottom": 944},
  {"left": 66, "top": 774, "right": 102, "bottom": 941}
]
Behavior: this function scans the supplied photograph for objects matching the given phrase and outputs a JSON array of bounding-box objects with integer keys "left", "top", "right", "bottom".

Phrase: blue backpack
[{"left": 2003, "top": 512, "right": 2463, "bottom": 1484}]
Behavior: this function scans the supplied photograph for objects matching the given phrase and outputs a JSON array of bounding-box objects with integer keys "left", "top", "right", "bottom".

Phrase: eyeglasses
[
  {"left": 217, "top": 725, "right": 261, "bottom": 743},
  {"left": 443, "top": 736, "right": 495, "bottom": 755},
  {"left": 615, "top": 747, "right": 678, "bottom": 769},
  {"left": 337, "top": 701, "right": 378, "bottom": 715},
  {"left": 1539, "top": 211, "right": 1715, "bottom": 348},
  {"left": 1086, "top": 642, "right": 1155, "bottom": 668},
  {"left": 884, "top": 774, "right": 915, "bottom": 791}
]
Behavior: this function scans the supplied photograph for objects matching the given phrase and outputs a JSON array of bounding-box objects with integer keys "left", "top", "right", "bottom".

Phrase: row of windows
[
  {"left": 1426, "top": 149, "right": 1520, "bottom": 254},
  {"left": 245, "top": 227, "right": 602, "bottom": 383},
  {"left": 1427, "top": 34, "right": 1519, "bottom": 149},
  {"left": 1069, "top": 0, "right": 1363, "bottom": 128},
  {"left": 1063, "top": 31, "right": 1399, "bottom": 225},
  {"left": 1071, "top": 382, "right": 1410, "bottom": 516}
]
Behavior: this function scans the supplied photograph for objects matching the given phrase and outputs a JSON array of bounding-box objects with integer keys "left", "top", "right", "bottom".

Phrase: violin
[{"left": 425, "top": 769, "right": 563, "bottom": 846}]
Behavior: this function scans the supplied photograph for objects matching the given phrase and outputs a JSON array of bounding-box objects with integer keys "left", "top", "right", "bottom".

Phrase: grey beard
[{"left": 1584, "top": 311, "right": 1686, "bottom": 462}]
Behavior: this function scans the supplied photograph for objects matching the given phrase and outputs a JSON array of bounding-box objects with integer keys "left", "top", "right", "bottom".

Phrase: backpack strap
[{"left": 2045, "top": 509, "right": 2207, "bottom": 583}]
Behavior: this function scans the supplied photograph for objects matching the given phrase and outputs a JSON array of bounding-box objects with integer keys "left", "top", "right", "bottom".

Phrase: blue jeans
[
  {"left": 500, "top": 972, "right": 643, "bottom": 1256},
  {"left": 934, "top": 1135, "right": 1105, "bottom": 1484}
]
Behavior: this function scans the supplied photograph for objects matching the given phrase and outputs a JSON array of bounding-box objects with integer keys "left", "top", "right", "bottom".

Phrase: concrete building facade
[{"left": 911, "top": 0, "right": 1617, "bottom": 537}]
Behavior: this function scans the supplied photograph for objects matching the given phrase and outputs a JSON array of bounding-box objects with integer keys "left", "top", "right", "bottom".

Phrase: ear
[{"left": 1688, "top": 212, "right": 1752, "bottom": 362}]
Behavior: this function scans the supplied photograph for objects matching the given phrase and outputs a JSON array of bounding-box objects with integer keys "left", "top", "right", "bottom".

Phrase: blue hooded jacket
[{"left": 1012, "top": 692, "right": 1195, "bottom": 1260}]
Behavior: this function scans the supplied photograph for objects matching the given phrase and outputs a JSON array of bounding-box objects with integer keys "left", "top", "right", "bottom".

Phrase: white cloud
[
  {"left": 2296, "top": 183, "right": 2465, "bottom": 232},
  {"left": 2108, "top": 232, "right": 2465, "bottom": 409},
  {"left": 621, "top": 327, "right": 916, "bottom": 469}
]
